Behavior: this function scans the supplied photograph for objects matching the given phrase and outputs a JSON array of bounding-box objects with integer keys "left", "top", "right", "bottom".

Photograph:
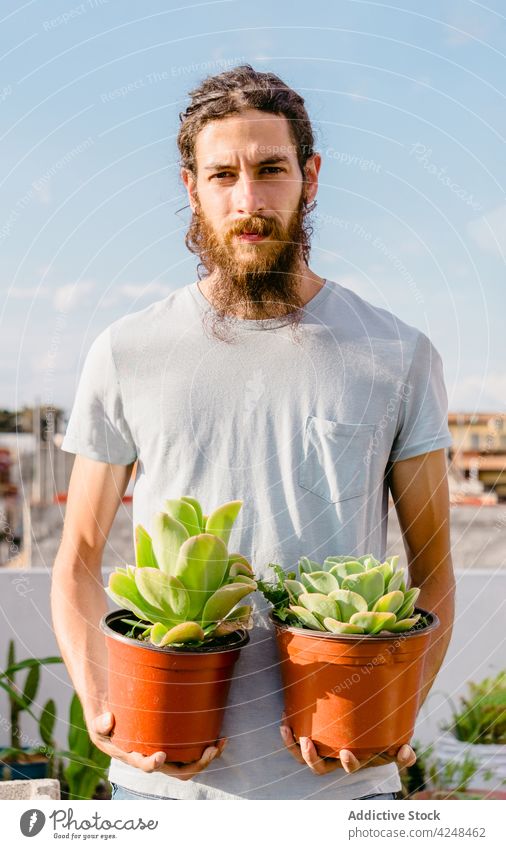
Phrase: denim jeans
[{"left": 110, "top": 783, "right": 397, "bottom": 801}]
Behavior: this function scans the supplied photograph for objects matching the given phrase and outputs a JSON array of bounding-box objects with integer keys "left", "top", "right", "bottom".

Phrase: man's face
[{"left": 182, "top": 108, "right": 319, "bottom": 329}]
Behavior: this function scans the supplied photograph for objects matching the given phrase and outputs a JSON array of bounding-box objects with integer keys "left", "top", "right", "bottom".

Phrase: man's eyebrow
[{"left": 204, "top": 155, "right": 291, "bottom": 171}]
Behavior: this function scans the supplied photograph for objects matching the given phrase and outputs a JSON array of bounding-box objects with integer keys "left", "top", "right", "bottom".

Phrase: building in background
[{"left": 448, "top": 413, "right": 506, "bottom": 502}]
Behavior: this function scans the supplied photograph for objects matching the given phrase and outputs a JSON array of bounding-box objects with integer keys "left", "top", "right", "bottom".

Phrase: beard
[{"left": 185, "top": 190, "right": 314, "bottom": 341}]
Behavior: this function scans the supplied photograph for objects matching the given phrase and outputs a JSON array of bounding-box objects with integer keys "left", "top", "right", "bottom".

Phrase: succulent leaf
[
  {"left": 289, "top": 605, "right": 326, "bottom": 631},
  {"left": 349, "top": 611, "right": 397, "bottom": 634},
  {"left": 376, "top": 561, "right": 394, "bottom": 585},
  {"left": 285, "top": 579, "right": 305, "bottom": 601},
  {"left": 329, "top": 560, "right": 365, "bottom": 582},
  {"left": 180, "top": 496, "right": 204, "bottom": 531},
  {"left": 151, "top": 512, "right": 189, "bottom": 575},
  {"left": 298, "top": 556, "right": 322, "bottom": 574},
  {"left": 362, "top": 555, "right": 381, "bottom": 569},
  {"left": 229, "top": 574, "right": 257, "bottom": 588},
  {"left": 134, "top": 568, "right": 189, "bottom": 620},
  {"left": 205, "top": 500, "right": 242, "bottom": 545},
  {"left": 152, "top": 621, "right": 205, "bottom": 646},
  {"left": 213, "top": 605, "right": 253, "bottom": 636},
  {"left": 106, "top": 573, "right": 174, "bottom": 627},
  {"left": 228, "top": 555, "right": 254, "bottom": 579},
  {"left": 134, "top": 525, "right": 158, "bottom": 568},
  {"left": 201, "top": 583, "right": 255, "bottom": 625},
  {"left": 329, "top": 589, "right": 368, "bottom": 622},
  {"left": 164, "top": 498, "right": 201, "bottom": 537},
  {"left": 372, "top": 590, "right": 405, "bottom": 615},
  {"left": 174, "top": 533, "right": 229, "bottom": 619},
  {"left": 299, "top": 592, "right": 341, "bottom": 622},
  {"left": 387, "top": 569, "right": 405, "bottom": 593},
  {"left": 323, "top": 617, "right": 365, "bottom": 634},
  {"left": 388, "top": 614, "right": 421, "bottom": 632},
  {"left": 396, "top": 587, "right": 420, "bottom": 620},
  {"left": 341, "top": 567, "right": 385, "bottom": 608},
  {"left": 301, "top": 570, "right": 340, "bottom": 595}
]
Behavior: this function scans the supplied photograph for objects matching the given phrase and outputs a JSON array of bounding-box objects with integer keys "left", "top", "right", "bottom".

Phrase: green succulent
[
  {"left": 261, "top": 554, "right": 424, "bottom": 636},
  {"left": 106, "top": 497, "right": 256, "bottom": 646}
]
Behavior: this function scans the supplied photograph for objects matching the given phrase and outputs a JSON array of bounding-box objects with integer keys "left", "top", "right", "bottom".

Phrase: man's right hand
[{"left": 89, "top": 712, "right": 226, "bottom": 781}]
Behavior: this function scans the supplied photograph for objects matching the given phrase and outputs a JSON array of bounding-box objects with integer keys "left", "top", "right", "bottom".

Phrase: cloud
[
  {"left": 7, "top": 285, "right": 50, "bottom": 300},
  {"left": 468, "top": 204, "right": 506, "bottom": 257},
  {"left": 448, "top": 373, "right": 506, "bottom": 411},
  {"left": 444, "top": 8, "right": 491, "bottom": 46},
  {"left": 52, "top": 280, "right": 95, "bottom": 313}
]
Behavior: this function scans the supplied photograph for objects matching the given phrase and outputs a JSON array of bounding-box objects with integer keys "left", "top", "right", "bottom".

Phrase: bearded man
[{"left": 52, "top": 64, "right": 455, "bottom": 801}]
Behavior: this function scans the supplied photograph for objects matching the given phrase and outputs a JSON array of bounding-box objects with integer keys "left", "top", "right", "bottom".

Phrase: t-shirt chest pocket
[{"left": 298, "top": 416, "right": 376, "bottom": 503}]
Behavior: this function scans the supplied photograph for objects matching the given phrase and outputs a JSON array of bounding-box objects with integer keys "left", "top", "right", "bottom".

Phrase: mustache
[{"left": 225, "top": 216, "right": 278, "bottom": 239}]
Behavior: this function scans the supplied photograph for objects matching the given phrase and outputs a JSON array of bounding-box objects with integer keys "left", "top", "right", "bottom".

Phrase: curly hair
[{"left": 177, "top": 63, "right": 316, "bottom": 176}]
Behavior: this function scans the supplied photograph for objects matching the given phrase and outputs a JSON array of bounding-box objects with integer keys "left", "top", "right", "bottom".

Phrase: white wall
[{"left": 0, "top": 568, "right": 505, "bottom": 751}]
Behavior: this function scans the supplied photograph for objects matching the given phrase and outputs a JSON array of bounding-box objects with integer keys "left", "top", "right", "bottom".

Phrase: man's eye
[{"left": 211, "top": 167, "right": 285, "bottom": 180}]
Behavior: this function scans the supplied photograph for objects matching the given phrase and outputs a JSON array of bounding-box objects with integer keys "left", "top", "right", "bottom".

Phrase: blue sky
[{"left": 1, "top": 0, "right": 505, "bottom": 413}]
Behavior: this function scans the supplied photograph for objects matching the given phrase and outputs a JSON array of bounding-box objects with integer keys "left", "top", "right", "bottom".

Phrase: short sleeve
[
  {"left": 61, "top": 327, "right": 137, "bottom": 465},
  {"left": 389, "top": 332, "right": 453, "bottom": 463}
]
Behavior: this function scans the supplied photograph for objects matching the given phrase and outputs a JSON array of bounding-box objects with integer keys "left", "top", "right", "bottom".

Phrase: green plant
[
  {"left": 0, "top": 640, "right": 62, "bottom": 762},
  {"left": 0, "top": 645, "right": 109, "bottom": 798},
  {"left": 404, "top": 741, "right": 481, "bottom": 796},
  {"left": 106, "top": 496, "right": 257, "bottom": 646},
  {"left": 258, "top": 554, "right": 427, "bottom": 635},
  {"left": 59, "top": 693, "right": 110, "bottom": 800},
  {"left": 443, "top": 671, "right": 506, "bottom": 744}
]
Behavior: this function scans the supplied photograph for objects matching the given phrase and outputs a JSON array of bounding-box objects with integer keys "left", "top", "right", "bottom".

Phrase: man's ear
[
  {"left": 303, "top": 153, "right": 321, "bottom": 206},
  {"left": 181, "top": 167, "right": 198, "bottom": 212}
]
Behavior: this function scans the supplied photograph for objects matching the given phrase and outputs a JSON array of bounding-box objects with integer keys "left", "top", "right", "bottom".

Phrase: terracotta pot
[
  {"left": 100, "top": 609, "right": 248, "bottom": 763},
  {"left": 273, "top": 608, "right": 439, "bottom": 759}
]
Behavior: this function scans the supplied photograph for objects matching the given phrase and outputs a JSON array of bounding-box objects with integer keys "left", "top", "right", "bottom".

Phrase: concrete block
[{"left": 0, "top": 778, "right": 60, "bottom": 800}]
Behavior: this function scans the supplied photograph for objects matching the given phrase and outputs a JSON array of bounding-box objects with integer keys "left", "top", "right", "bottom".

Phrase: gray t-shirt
[{"left": 61, "top": 277, "right": 452, "bottom": 799}]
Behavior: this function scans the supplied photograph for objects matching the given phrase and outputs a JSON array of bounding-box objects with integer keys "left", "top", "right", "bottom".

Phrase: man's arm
[
  {"left": 51, "top": 455, "right": 133, "bottom": 727},
  {"left": 50, "top": 455, "right": 226, "bottom": 778},
  {"left": 388, "top": 448, "right": 456, "bottom": 708}
]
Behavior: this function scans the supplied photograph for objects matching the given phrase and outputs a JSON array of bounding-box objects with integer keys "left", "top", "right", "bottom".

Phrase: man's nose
[{"left": 234, "top": 173, "right": 265, "bottom": 216}]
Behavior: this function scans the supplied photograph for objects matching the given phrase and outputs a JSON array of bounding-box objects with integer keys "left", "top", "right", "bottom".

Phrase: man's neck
[{"left": 198, "top": 265, "right": 326, "bottom": 319}]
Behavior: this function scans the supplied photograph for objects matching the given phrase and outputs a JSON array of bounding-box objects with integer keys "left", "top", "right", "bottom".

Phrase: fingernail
[{"left": 154, "top": 753, "right": 165, "bottom": 767}]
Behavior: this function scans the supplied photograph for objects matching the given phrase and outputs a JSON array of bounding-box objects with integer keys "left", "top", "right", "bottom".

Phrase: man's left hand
[{"left": 280, "top": 713, "right": 416, "bottom": 775}]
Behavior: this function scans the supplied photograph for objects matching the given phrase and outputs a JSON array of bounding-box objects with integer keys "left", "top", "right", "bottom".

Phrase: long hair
[{"left": 177, "top": 64, "right": 317, "bottom": 273}]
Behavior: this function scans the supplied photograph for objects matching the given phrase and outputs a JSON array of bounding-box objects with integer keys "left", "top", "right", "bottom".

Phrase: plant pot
[
  {"left": 1, "top": 748, "right": 50, "bottom": 781},
  {"left": 273, "top": 608, "right": 439, "bottom": 759},
  {"left": 100, "top": 609, "right": 248, "bottom": 763},
  {"left": 438, "top": 733, "right": 506, "bottom": 791}
]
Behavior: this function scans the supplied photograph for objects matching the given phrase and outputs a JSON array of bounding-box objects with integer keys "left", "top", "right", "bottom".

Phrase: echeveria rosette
[
  {"left": 262, "top": 554, "right": 423, "bottom": 635},
  {"left": 106, "top": 497, "right": 256, "bottom": 646}
]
